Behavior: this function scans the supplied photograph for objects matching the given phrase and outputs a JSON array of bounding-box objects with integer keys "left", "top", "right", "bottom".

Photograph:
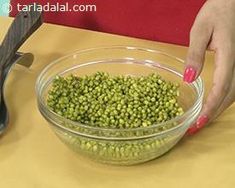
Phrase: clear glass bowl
[{"left": 36, "top": 46, "right": 203, "bottom": 165}]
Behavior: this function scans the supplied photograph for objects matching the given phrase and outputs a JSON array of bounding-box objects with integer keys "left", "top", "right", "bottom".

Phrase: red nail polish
[
  {"left": 187, "top": 124, "right": 198, "bottom": 135},
  {"left": 196, "top": 115, "right": 209, "bottom": 128},
  {"left": 183, "top": 67, "right": 197, "bottom": 83},
  {"left": 187, "top": 115, "right": 209, "bottom": 135}
]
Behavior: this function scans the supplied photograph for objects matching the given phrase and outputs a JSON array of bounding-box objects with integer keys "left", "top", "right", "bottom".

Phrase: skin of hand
[{"left": 184, "top": 0, "right": 235, "bottom": 134}]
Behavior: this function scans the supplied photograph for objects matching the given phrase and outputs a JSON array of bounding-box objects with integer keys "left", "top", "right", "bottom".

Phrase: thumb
[{"left": 184, "top": 17, "right": 213, "bottom": 83}]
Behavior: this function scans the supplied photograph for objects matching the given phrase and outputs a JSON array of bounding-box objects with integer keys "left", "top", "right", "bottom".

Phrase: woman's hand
[{"left": 184, "top": 0, "right": 235, "bottom": 134}]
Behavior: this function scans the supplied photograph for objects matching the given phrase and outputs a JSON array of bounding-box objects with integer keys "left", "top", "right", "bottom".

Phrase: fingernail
[
  {"left": 196, "top": 115, "right": 209, "bottom": 129},
  {"left": 183, "top": 66, "right": 197, "bottom": 83},
  {"left": 187, "top": 124, "right": 199, "bottom": 135},
  {"left": 187, "top": 115, "right": 209, "bottom": 135}
]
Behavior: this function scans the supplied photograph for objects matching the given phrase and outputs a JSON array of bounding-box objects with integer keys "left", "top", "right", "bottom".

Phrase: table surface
[{"left": 0, "top": 16, "right": 235, "bottom": 188}]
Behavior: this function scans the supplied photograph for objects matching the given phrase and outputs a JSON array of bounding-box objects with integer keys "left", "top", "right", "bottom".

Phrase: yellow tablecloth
[{"left": 0, "top": 16, "right": 235, "bottom": 188}]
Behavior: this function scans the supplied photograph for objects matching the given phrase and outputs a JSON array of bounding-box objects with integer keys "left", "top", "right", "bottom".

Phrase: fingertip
[
  {"left": 187, "top": 124, "right": 199, "bottom": 135},
  {"left": 184, "top": 49, "right": 205, "bottom": 83},
  {"left": 186, "top": 115, "right": 209, "bottom": 135},
  {"left": 183, "top": 66, "right": 197, "bottom": 83}
]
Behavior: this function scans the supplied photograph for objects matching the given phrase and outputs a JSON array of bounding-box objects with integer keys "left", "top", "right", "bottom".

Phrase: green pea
[{"left": 47, "top": 72, "right": 184, "bottom": 129}]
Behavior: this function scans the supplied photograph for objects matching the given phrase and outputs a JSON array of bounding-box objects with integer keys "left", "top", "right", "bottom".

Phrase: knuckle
[
  {"left": 187, "top": 50, "right": 204, "bottom": 65},
  {"left": 212, "top": 83, "right": 230, "bottom": 98}
]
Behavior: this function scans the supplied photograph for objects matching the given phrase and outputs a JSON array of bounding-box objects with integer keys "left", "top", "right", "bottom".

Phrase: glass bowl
[{"left": 36, "top": 46, "right": 203, "bottom": 165}]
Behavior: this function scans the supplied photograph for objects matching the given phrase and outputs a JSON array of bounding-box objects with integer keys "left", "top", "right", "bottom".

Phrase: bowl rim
[{"left": 36, "top": 45, "right": 204, "bottom": 135}]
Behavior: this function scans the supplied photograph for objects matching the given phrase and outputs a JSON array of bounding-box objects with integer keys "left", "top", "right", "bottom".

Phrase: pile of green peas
[
  {"left": 47, "top": 72, "right": 184, "bottom": 128},
  {"left": 59, "top": 132, "right": 180, "bottom": 164}
]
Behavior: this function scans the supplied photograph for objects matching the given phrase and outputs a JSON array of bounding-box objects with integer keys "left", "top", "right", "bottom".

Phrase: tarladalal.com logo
[
  {"left": 1, "top": 2, "right": 97, "bottom": 14},
  {"left": 1, "top": 3, "right": 12, "bottom": 14}
]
